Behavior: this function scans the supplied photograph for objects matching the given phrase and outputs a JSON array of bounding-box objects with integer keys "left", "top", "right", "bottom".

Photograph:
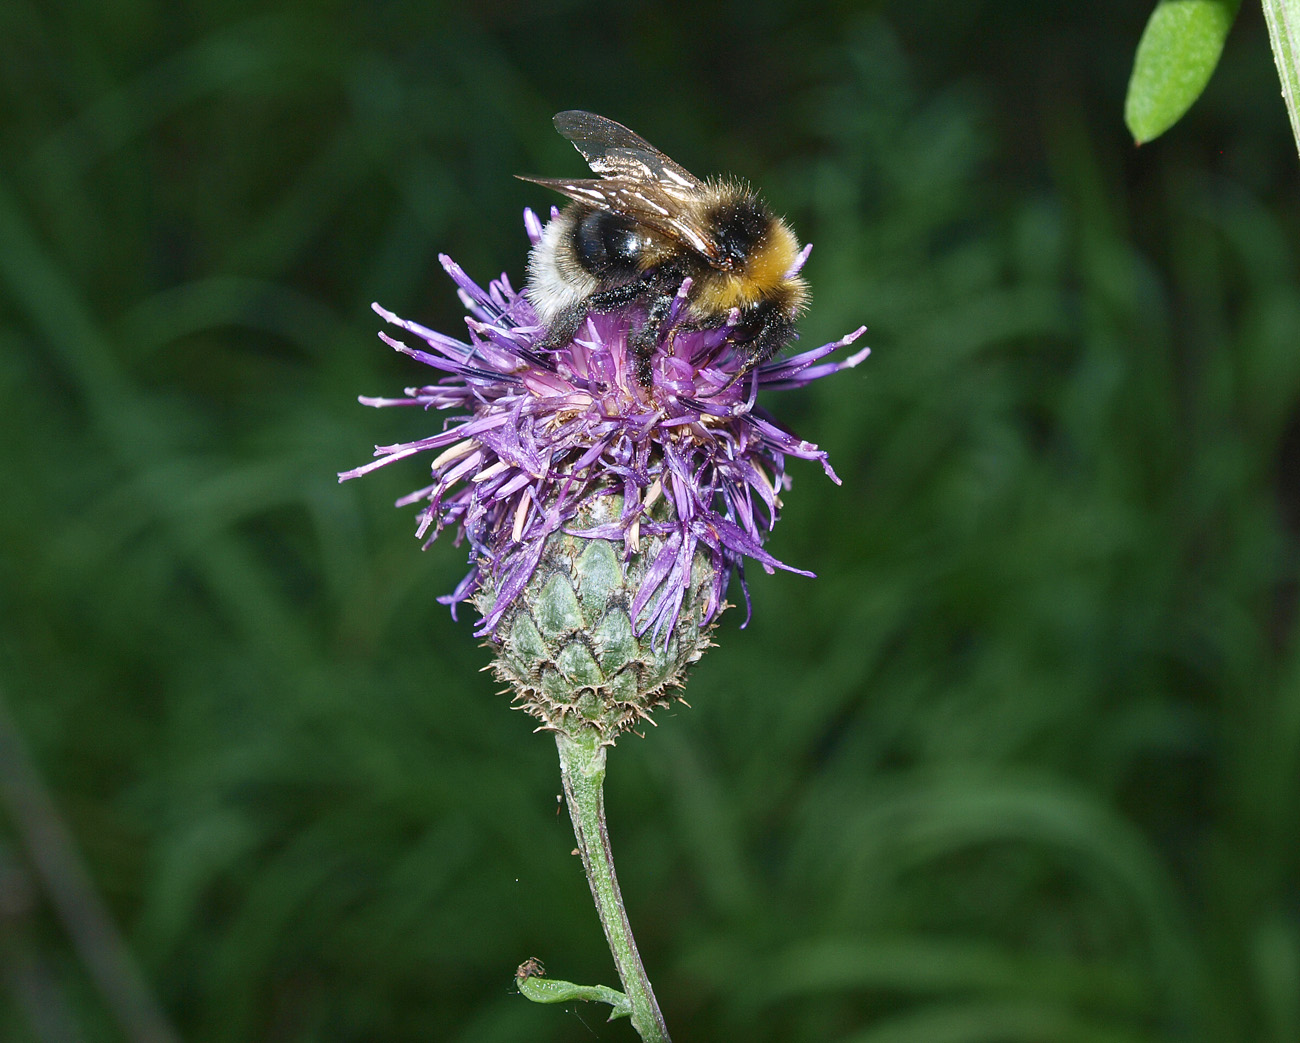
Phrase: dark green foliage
[{"left": 1, "top": 2, "right": 1298, "bottom": 1041}]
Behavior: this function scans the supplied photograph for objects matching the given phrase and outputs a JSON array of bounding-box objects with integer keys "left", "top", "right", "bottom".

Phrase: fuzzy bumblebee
[{"left": 522, "top": 110, "right": 809, "bottom": 384}]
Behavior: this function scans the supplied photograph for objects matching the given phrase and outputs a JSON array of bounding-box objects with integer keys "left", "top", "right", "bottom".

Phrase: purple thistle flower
[{"left": 340, "top": 210, "right": 867, "bottom": 647}]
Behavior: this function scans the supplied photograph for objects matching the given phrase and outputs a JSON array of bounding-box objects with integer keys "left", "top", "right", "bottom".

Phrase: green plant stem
[
  {"left": 556, "top": 730, "right": 671, "bottom": 1043},
  {"left": 1262, "top": 0, "right": 1300, "bottom": 159},
  {"left": 0, "top": 687, "right": 180, "bottom": 1043}
]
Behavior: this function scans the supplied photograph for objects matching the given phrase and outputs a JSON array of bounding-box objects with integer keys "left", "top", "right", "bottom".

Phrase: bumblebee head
[{"left": 707, "top": 192, "right": 773, "bottom": 273}]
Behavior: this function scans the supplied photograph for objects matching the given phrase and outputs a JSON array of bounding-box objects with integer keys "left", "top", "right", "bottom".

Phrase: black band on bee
[
  {"left": 707, "top": 195, "right": 772, "bottom": 270},
  {"left": 572, "top": 206, "right": 643, "bottom": 281}
]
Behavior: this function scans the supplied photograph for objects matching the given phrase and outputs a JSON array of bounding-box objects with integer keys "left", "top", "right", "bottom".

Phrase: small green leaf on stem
[
  {"left": 1125, "top": 0, "right": 1243, "bottom": 144},
  {"left": 515, "top": 959, "right": 632, "bottom": 1020}
]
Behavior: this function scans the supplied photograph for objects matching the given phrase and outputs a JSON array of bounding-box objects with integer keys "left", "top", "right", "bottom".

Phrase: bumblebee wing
[
  {"left": 551, "top": 110, "right": 703, "bottom": 192},
  {"left": 516, "top": 174, "right": 723, "bottom": 263}
]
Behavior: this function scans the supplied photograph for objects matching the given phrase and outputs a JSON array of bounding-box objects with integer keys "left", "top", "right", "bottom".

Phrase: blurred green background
[{"left": 3, "top": 1, "right": 1299, "bottom": 1040}]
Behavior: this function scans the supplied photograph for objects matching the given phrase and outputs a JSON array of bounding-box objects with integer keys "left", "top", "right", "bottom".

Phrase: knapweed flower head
[{"left": 341, "top": 210, "right": 866, "bottom": 738}]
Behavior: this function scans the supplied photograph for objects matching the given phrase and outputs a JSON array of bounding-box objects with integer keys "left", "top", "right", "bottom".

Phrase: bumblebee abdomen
[
  {"left": 525, "top": 213, "right": 601, "bottom": 324},
  {"left": 571, "top": 206, "right": 643, "bottom": 279}
]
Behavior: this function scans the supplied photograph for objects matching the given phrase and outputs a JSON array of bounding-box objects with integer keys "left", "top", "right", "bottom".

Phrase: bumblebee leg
[
  {"left": 584, "top": 279, "right": 653, "bottom": 314},
  {"left": 737, "top": 309, "right": 797, "bottom": 373},
  {"left": 540, "top": 280, "right": 650, "bottom": 350},
  {"left": 539, "top": 300, "right": 592, "bottom": 351},
  {"left": 630, "top": 294, "right": 674, "bottom": 386}
]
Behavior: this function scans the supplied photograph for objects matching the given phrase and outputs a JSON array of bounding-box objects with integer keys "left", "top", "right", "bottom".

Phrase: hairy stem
[
  {"left": 556, "top": 730, "right": 671, "bottom": 1043},
  {"left": 1262, "top": 0, "right": 1300, "bottom": 160}
]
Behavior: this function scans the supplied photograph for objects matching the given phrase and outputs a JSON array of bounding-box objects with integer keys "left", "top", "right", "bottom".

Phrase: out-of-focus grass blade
[
  {"left": 1125, "top": 0, "right": 1243, "bottom": 144},
  {"left": 756, "top": 936, "right": 1150, "bottom": 1010},
  {"left": 840, "top": 999, "right": 1152, "bottom": 1043},
  {"left": 1252, "top": 918, "right": 1300, "bottom": 1043}
]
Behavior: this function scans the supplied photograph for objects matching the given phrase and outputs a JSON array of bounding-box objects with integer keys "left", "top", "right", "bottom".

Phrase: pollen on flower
[{"left": 340, "top": 211, "right": 868, "bottom": 656}]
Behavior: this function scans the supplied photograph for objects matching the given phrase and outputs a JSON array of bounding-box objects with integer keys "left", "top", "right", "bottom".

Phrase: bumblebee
[{"left": 520, "top": 110, "right": 809, "bottom": 384}]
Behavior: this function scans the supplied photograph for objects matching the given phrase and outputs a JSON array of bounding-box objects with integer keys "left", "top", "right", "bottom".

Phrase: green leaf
[
  {"left": 1125, "top": 0, "right": 1243, "bottom": 144},
  {"left": 515, "top": 961, "right": 632, "bottom": 1020}
]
